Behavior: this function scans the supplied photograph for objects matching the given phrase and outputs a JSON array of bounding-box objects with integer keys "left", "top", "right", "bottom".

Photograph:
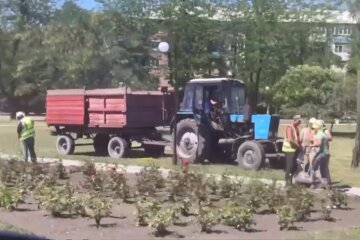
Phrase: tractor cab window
[
  {"left": 181, "top": 84, "right": 195, "bottom": 111},
  {"left": 227, "top": 85, "right": 245, "bottom": 114},
  {"left": 204, "top": 86, "right": 221, "bottom": 114}
]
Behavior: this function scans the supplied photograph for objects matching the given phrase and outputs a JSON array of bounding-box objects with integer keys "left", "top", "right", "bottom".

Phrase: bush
[
  {"left": 110, "top": 170, "right": 131, "bottom": 201},
  {"left": 36, "top": 183, "right": 75, "bottom": 217},
  {"left": 197, "top": 204, "right": 219, "bottom": 233},
  {"left": 0, "top": 184, "right": 25, "bottom": 210},
  {"left": 219, "top": 171, "right": 241, "bottom": 199},
  {"left": 149, "top": 208, "right": 176, "bottom": 236},
  {"left": 285, "top": 186, "right": 314, "bottom": 222},
  {"left": 135, "top": 198, "right": 161, "bottom": 226},
  {"left": 277, "top": 205, "right": 296, "bottom": 230},
  {"left": 136, "top": 165, "right": 165, "bottom": 196},
  {"left": 329, "top": 189, "right": 348, "bottom": 209},
  {"left": 84, "top": 192, "right": 113, "bottom": 228},
  {"left": 221, "top": 203, "right": 256, "bottom": 231}
]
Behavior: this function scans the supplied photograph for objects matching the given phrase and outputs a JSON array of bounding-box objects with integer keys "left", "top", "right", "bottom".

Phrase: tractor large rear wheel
[
  {"left": 236, "top": 141, "right": 265, "bottom": 170},
  {"left": 176, "top": 119, "right": 209, "bottom": 164}
]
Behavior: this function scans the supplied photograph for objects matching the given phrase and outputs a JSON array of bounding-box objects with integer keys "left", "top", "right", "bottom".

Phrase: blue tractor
[{"left": 174, "top": 78, "right": 285, "bottom": 170}]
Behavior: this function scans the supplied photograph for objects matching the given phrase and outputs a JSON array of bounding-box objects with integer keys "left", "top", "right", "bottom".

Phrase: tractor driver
[{"left": 204, "top": 88, "right": 223, "bottom": 130}]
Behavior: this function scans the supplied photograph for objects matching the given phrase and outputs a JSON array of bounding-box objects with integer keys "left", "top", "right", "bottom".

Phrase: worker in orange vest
[{"left": 282, "top": 115, "right": 302, "bottom": 186}]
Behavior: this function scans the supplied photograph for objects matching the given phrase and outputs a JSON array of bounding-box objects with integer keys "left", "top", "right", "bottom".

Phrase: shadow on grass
[
  {"left": 154, "top": 230, "right": 185, "bottom": 238},
  {"left": 89, "top": 223, "right": 117, "bottom": 228},
  {"left": 14, "top": 207, "right": 36, "bottom": 212},
  {"left": 109, "top": 215, "right": 127, "bottom": 220}
]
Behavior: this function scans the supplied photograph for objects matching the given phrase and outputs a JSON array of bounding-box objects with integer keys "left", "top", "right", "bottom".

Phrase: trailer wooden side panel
[
  {"left": 46, "top": 89, "right": 85, "bottom": 126},
  {"left": 126, "top": 93, "right": 170, "bottom": 127},
  {"left": 46, "top": 87, "right": 174, "bottom": 129}
]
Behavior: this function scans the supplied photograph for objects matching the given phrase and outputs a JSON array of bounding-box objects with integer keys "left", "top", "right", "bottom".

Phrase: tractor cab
[
  {"left": 178, "top": 78, "right": 252, "bottom": 138},
  {"left": 175, "top": 78, "right": 284, "bottom": 170}
]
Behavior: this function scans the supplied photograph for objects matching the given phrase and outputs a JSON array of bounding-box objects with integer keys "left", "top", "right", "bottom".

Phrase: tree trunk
[
  {"left": 7, "top": 97, "right": 18, "bottom": 120},
  {"left": 252, "top": 67, "right": 262, "bottom": 110},
  {"left": 351, "top": 69, "right": 360, "bottom": 168}
]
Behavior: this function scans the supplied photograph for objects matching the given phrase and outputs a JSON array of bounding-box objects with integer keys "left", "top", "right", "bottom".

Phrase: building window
[
  {"left": 335, "top": 44, "right": 344, "bottom": 53},
  {"left": 336, "top": 27, "right": 352, "bottom": 36},
  {"left": 149, "top": 57, "right": 160, "bottom": 67}
]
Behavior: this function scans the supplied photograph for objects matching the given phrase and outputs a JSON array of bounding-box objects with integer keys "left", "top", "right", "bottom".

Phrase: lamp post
[
  {"left": 265, "top": 86, "right": 270, "bottom": 114},
  {"left": 158, "top": 41, "right": 178, "bottom": 165}
]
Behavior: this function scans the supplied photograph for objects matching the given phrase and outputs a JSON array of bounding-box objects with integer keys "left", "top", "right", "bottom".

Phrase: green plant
[
  {"left": 110, "top": 170, "right": 131, "bottom": 201},
  {"left": 286, "top": 186, "right": 314, "bottom": 222},
  {"left": 329, "top": 189, "right": 348, "bottom": 209},
  {"left": 245, "top": 181, "right": 268, "bottom": 213},
  {"left": 82, "top": 160, "right": 96, "bottom": 176},
  {"left": 82, "top": 172, "right": 109, "bottom": 192},
  {"left": 0, "top": 184, "right": 25, "bottom": 210},
  {"left": 72, "top": 193, "right": 92, "bottom": 217},
  {"left": 197, "top": 205, "right": 219, "bottom": 233},
  {"left": 320, "top": 198, "right": 333, "bottom": 221},
  {"left": 56, "top": 160, "right": 68, "bottom": 180},
  {"left": 221, "top": 203, "right": 256, "bottom": 231},
  {"left": 277, "top": 205, "right": 296, "bottom": 231},
  {"left": 206, "top": 175, "right": 219, "bottom": 195},
  {"left": 36, "top": 183, "right": 75, "bottom": 217},
  {"left": 135, "top": 198, "right": 161, "bottom": 226},
  {"left": 219, "top": 171, "right": 241, "bottom": 198},
  {"left": 263, "top": 181, "right": 285, "bottom": 213},
  {"left": 136, "top": 165, "right": 165, "bottom": 196},
  {"left": 84, "top": 192, "right": 113, "bottom": 228}
]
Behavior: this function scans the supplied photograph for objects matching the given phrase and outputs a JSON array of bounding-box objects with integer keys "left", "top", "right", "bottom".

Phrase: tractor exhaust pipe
[{"left": 218, "top": 138, "right": 235, "bottom": 145}]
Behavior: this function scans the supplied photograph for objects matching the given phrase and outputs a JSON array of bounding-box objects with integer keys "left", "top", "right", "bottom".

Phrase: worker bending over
[{"left": 16, "top": 112, "right": 37, "bottom": 163}]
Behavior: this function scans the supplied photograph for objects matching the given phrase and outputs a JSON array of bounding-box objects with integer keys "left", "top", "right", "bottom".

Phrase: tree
[
  {"left": 222, "top": 0, "right": 343, "bottom": 108},
  {"left": 347, "top": 0, "right": 360, "bottom": 167},
  {"left": 273, "top": 65, "right": 340, "bottom": 118}
]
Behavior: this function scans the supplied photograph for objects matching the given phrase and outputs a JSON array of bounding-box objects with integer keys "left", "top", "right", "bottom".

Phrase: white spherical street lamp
[{"left": 158, "top": 42, "right": 169, "bottom": 53}]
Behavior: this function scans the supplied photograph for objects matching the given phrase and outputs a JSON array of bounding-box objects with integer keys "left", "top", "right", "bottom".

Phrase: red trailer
[{"left": 46, "top": 87, "right": 174, "bottom": 158}]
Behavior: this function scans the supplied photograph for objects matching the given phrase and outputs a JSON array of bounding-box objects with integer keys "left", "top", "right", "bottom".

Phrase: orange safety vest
[{"left": 282, "top": 125, "right": 299, "bottom": 153}]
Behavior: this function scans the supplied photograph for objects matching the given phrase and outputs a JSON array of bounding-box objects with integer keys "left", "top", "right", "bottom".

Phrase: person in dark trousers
[
  {"left": 282, "top": 115, "right": 302, "bottom": 186},
  {"left": 310, "top": 119, "right": 332, "bottom": 189},
  {"left": 16, "top": 111, "right": 37, "bottom": 163}
]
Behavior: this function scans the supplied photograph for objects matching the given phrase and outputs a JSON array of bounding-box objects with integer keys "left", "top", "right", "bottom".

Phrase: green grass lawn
[
  {"left": 300, "top": 227, "right": 360, "bottom": 240},
  {"left": 0, "top": 121, "right": 359, "bottom": 186}
]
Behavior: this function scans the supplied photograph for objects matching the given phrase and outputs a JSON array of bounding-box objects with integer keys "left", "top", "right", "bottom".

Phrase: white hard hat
[
  {"left": 309, "top": 118, "right": 317, "bottom": 124},
  {"left": 16, "top": 111, "right": 25, "bottom": 119},
  {"left": 312, "top": 120, "right": 323, "bottom": 130}
]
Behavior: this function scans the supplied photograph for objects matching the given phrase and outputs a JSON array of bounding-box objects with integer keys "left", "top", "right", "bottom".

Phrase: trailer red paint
[{"left": 46, "top": 87, "right": 174, "bottom": 158}]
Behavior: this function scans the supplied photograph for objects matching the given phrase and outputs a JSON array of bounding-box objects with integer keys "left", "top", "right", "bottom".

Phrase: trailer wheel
[
  {"left": 144, "top": 145, "right": 165, "bottom": 158},
  {"left": 93, "top": 134, "right": 110, "bottom": 156},
  {"left": 56, "top": 135, "right": 75, "bottom": 155},
  {"left": 108, "top": 137, "right": 129, "bottom": 159},
  {"left": 236, "top": 141, "right": 265, "bottom": 171},
  {"left": 176, "top": 119, "right": 209, "bottom": 164}
]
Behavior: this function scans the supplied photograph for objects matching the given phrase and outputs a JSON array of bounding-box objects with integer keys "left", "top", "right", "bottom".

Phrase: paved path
[{"left": 1, "top": 153, "right": 360, "bottom": 197}]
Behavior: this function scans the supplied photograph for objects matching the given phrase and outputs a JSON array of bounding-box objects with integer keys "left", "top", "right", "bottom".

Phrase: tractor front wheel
[
  {"left": 176, "top": 119, "right": 209, "bottom": 164},
  {"left": 236, "top": 141, "right": 265, "bottom": 171}
]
